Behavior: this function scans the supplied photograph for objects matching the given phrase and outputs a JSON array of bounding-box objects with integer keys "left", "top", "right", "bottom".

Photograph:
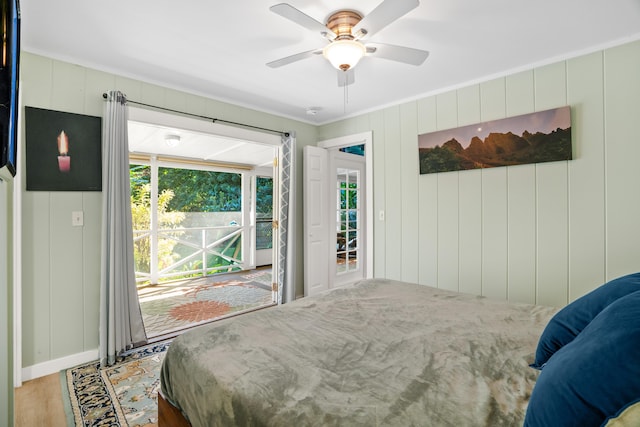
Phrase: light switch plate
[{"left": 72, "top": 211, "right": 84, "bottom": 227}]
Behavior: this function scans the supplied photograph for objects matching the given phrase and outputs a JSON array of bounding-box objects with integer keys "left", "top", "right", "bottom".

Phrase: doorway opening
[
  {"left": 127, "top": 109, "right": 280, "bottom": 339},
  {"left": 304, "top": 132, "right": 373, "bottom": 296}
]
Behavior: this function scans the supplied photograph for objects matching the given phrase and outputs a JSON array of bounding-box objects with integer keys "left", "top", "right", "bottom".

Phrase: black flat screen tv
[{"left": 0, "top": 0, "right": 19, "bottom": 177}]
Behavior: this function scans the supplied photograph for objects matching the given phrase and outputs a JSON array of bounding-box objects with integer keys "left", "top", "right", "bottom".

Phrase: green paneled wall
[
  {"left": 0, "top": 174, "right": 14, "bottom": 427},
  {"left": 318, "top": 39, "right": 640, "bottom": 307},
  {"left": 16, "top": 39, "right": 640, "bottom": 375},
  {"left": 19, "top": 52, "right": 317, "bottom": 369}
]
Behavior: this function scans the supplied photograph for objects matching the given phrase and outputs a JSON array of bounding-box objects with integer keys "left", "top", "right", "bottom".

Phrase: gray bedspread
[{"left": 160, "top": 278, "right": 558, "bottom": 427}]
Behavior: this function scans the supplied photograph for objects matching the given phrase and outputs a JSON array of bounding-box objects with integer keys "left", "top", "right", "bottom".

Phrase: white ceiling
[
  {"left": 127, "top": 120, "right": 277, "bottom": 169},
  {"left": 20, "top": 0, "right": 640, "bottom": 125}
]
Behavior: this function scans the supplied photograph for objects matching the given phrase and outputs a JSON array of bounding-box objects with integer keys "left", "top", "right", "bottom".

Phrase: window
[{"left": 336, "top": 167, "right": 360, "bottom": 274}]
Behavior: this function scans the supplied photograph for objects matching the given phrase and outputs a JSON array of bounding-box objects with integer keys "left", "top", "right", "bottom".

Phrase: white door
[
  {"left": 303, "top": 146, "right": 329, "bottom": 296},
  {"left": 304, "top": 147, "right": 366, "bottom": 295}
]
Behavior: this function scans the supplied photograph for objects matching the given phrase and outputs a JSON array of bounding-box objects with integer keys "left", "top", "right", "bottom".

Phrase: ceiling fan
[{"left": 266, "top": 0, "right": 429, "bottom": 86}]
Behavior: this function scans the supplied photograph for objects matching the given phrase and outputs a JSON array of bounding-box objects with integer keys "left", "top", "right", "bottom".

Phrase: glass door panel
[{"left": 336, "top": 167, "right": 361, "bottom": 275}]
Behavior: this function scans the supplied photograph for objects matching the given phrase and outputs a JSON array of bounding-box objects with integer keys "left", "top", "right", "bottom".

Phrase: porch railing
[{"left": 133, "top": 224, "right": 246, "bottom": 284}]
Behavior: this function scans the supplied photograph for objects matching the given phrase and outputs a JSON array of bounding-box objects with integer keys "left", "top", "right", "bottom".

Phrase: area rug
[
  {"left": 61, "top": 341, "right": 170, "bottom": 427},
  {"left": 139, "top": 268, "right": 273, "bottom": 338}
]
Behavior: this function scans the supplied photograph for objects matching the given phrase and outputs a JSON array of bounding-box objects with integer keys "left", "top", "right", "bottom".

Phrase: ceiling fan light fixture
[{"left": 323, "top": 39, "right": 366, "bottom": 71}]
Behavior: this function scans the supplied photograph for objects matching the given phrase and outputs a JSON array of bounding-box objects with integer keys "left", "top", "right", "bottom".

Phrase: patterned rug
[
  {"left": 139, "top": 268, "right": 273, "bottom": 337},
  {"left": 61, "top": 341, "right": 170, "bottom": 427}
]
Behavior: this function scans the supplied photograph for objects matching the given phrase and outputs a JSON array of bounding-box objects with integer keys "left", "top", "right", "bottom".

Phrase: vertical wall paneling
[
  {"left": 566, "top": 52, "right": 606, "bottom": 301},
  {"left": 535, "top": 162, "right": 569, "bottom": 306},
  {"left": 534, "top": 62, "right": 569, "bottom": 306},
  {"left": 317, "top": 119, "right": 354, "bottom": 141},
  {"left": 51, "top": 62, "right": 86, "bottom": 112},
  {"left": 458, "top": 170, "right": 482, "bottom": 295},
  {"left": 479, "top": 78, "right": 508, "bottom": 299},
  {"left": 0, "top": 177, "right": 13, "bottom": 425},
  {"left": 203, "top": 97, "right": 228, "bottom": 121},
  {"left": 456, "top": 86, "right": 482, "bottom": 295},
  {"left": 534, "top": 62, "right": 568, "bottom": 111},
  {"left": 505, "top": 71, "right": 536, "bottom": 304},
  {"left": 84, "top": 69, "right": 116, "bottom": 117},
  {"left": 185, "top": 93, "right": 208, "bottom": 117},
  {"left": 114, "top": 76, "right": 143, "bottom": 103},
  {"left": 20, "top": 55, "right": 54, "bottom": 366},
  {"left": 437, "top": 172, "right": 460, "bottom": 291},
  {"left": 507, "top": 166, "right": 536, "bottom": 303},
  {"left": 140, "top": 82, "right": 166, "bottom": 110},
  {"left": 383, "top": 106, "right": 402, "bottom": 280},
  {"left": 416, "top": 97, "right": 438, "bottom": 135},
  {"left": 353, "top": 115, "right": 372, "bottom": 135},
  {"left": 48, "top": 62, "right": 88, "bottom": 358},
  {"left": 416, "top": 97, "right": 438, "bottom": 286},
  {"left": 457, "top": 85, "right": 481, "bottom": 125},
  {"left": 20, "top": 52, "right": 319, "bottom": 374},
  {"left": 318, "top": 39, "right": 640, "bottom": 308},
  {"left": 480, "top": 78, "right": 506, "bottom": 121},
  {"left": 399, "top": 103, "right": 419, "bottom": 283},
  {"left": 82, "top": 193, "right": 102, "bottom": 350},
  {"left": 481, "top": 167, "right": 508, "bottom": 300},
  {"left": 21, "top": 193, "right": 51, "bottom": 365},
  {"left": 604, "top": 40, "right": 640, "bottom": 279},
  {"left": 49, "top": 194, "right": 85, "bottom": 359},
  {"left": 505, "top": 71, "right": 535, "bottom": 116},
  {"left": 435, "top": 92, "right": 458, "bottom": 130},
  {"left": 164, "top": 88, "right": 188, "bottom": 112},
  {"left": 84, "top": 68, "right": 114, "bottom": 349},
  {"left": 418, "top": 175, "right": 438, "bottom": 286},
  {"left": 21, "top": 55, "right": 53, "bottom": 106},
  {"left": 434, "top": 92, "right": 459, "bottom": 290},
  {"left": 370, "top": 110, "right": 387, "bottom": 278},
  {"left": 19, "top": 41, "right": 640, "bottom": 373}
]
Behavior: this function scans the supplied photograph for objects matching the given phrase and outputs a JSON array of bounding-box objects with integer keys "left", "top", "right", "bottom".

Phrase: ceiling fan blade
[
  {"left": 366, "top": 42, "right": 429, "bottom": 65},
  {"left": 353, "top": 0, "right": 419, "bottom": 39},
  {"left": 267, "top": 49, "right": 322, "bottom": 68},
  {"left": 337, "top": 69, "right": 355, "bottom": 87},
  {"left": 270, "top": 3, "right": 336, "bottom": 40}
]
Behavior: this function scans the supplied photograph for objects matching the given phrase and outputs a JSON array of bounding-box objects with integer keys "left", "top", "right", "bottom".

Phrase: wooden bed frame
[{"left": 158, "top": 391, "right": 192, "bottom": 427}]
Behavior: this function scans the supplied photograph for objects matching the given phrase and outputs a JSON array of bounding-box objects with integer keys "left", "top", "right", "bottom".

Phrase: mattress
[{"left": 160, "top": 278, "right": 558, "bottom": 426}]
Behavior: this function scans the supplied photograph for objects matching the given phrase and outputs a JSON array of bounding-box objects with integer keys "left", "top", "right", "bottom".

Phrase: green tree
[
  {"left": 256, "top": 176, "right": 273, "bottom": 218},
  {"left": 130, "top": 178, "right": 185, "bottom": 282},
  {"left": 158, "top": 167, "right": 241, "bottom": 212}
]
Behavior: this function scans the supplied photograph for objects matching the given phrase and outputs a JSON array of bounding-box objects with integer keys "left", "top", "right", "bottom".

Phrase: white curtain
[
  {"left": 277, "top": 132, "right": 296, "bottom": 304},
  {"left": 99, "top": 90, "right": 147, "bottom": 367}
]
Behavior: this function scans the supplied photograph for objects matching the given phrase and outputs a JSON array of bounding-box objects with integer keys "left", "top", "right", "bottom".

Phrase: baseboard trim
[{"left": 21, "top": 349, "right": 98, "bottom": 382}]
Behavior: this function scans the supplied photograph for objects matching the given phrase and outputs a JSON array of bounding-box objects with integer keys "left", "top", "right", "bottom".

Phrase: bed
[{"left": 159, "top": 275, "right": 640, "bottom": 427}]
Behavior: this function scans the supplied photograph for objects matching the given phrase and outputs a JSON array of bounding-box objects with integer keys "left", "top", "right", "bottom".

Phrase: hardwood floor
[{"left": 15, "top": 373, "right": 67, "bottom": 426}]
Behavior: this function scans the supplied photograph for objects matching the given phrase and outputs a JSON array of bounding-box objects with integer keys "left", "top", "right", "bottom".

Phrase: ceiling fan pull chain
[{"left": 343, "top": 82, "right": 348, "bottom": 113}]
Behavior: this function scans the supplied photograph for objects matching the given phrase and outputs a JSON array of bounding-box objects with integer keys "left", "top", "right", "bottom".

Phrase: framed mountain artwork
[{"left": 418, "top": 106, "right": 572, "bottom": 174}]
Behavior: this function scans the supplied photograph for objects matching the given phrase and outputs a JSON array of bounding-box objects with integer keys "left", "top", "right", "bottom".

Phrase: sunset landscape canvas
[{"left": 418, "top": 106, "right": 572, "bottom": 174}]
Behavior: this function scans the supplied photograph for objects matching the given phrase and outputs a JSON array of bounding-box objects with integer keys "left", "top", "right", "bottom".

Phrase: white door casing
[
  {"left": 319, "top": 132, "right": 373, "bottom": 280},
  {"left": 304, "top": 131, "right": 373, "bottom": 296}
]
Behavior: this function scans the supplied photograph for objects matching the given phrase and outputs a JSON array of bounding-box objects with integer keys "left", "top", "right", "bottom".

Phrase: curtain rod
[{"left": 101, "top": 93, "right": 288, "bottom": 137}]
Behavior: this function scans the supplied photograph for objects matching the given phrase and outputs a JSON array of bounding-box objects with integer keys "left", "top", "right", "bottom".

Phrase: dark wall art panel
[
  {"left": 25, "top": 106, "right": 102, "bottom": 191},
  {"left": 418, "top": 106, "right": 572, "bottom": 174}
]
